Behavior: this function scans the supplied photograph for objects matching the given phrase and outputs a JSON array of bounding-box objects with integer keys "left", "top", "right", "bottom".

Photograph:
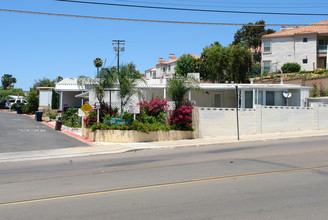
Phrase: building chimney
[
  {"left": 169, "top": 54, "right": 176, "bottom": 61},
  {"left": 158, "top": 58, "right": 165, "bottom": 63}
]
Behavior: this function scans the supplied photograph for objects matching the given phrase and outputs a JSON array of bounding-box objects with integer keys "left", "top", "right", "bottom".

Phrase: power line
[
  {"left": 1, "top": 8, "right": 328, "bottom": 27},
  {"left": 92, "top": 0, "right": 328, "bottom": 9},
  {"left": 55, "top": 0, "right": 328, "bottom": 16}
]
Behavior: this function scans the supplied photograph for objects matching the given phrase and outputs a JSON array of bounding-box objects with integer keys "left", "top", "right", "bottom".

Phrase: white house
[
  {"left": 37, "top": 87, "right": 54, "bottom": 110},
  {"left": 261, "top": 19, "right": 328, "bottom": 73},
  {"left": 55, "top": 77, "right": 311, "bottom": 111},
  {"left": 144, "top": 54, "right": 200, "bottom": 80}
]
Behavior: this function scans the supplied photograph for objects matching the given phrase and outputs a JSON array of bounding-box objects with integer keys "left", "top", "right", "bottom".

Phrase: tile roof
[{"left": 263, "top": 19, "right": 328, "bottom": 38}]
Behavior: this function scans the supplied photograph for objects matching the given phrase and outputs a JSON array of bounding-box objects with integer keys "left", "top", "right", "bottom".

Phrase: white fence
[{"left": 197, "top": 104, "right": 328, "bottom": 138}]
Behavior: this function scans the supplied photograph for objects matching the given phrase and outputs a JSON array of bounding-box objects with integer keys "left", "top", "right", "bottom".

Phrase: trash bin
[
  {"left": 16, "top": 105, "right": 22, "bottom": 114},
  {"left": 55, "top": 120, "right": 62, "bottom": 130},
  {"left": 35, "top": 111, "right": 43, "bottom": 121}
]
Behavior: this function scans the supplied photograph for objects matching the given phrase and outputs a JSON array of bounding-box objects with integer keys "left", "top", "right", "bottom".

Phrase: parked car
[
  {"left": 0, "top": 99, "right": 6, "bottom": 109},
  {"left": 5, "top": 99, "right": 28, "bottom": 109}
]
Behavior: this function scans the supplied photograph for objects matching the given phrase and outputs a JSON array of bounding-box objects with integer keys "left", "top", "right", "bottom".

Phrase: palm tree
[
  {"left": 93, "top": 58, "right": 103, "bottom": 74},
  {"left": 1, "top": 74, "right": 16, "bottom": 90},
  {"left": 117, "top": 63, "right": 145, "bottom": 114},
  {"left": 56, "top": 76, "right": 63, "bottom": 83},
  {"left": 78, "top": 66, "right": 116, "bottom": 110},
  {"left": 166, "top": 75, "right": 202, "bottom": 109}
]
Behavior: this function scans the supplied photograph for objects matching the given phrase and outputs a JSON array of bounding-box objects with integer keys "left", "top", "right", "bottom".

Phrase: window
[
  {"left": 263, "top": 41, "right": 271, "bottom": 52},
  {"left": 263, "top": 61, "right": 271, "bottom": 72},
  {"left": 245, "top": 91, "right": 253, "bottom": 108},
  {"left": 303, "top": 37, "right": 308, "bottom": 42},
  {"left": 303, "top": 59, "right": 308, "bottom": 64},
  {"left": 214, "top": 94, "right": 222, "bottom": 107},
  {"left": 168, "top": 65, "right": 171, "bottom": 71},
  {"left": 163, "top": 67, "right": 166, "bottom": 72},
  {"left": 266, "top": 91, "right": 274, "bottom": 106}
]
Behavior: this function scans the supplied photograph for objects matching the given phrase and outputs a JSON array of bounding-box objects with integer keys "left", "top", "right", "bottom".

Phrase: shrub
[
  {"left": 84, "top": 110, "right": 97, "bottom": 128},
  {"left": 310, "top": 82, "right": 327, "bottom": 97},
  {"left": 140, "top": 115, "right": 157, "bottom": 124},
  {"left": 11, "top": 102, "right": 25, "bottom": 110},
  {"left": 314, "top": 68, "right": 326, "bottom": 74},
  {"left": 122, "top": 111, "right": 133, "bottom": 121},
  {"left": 169, "top": 100, "right": 193, "bottom": 130},
  {"left": 138, "top": 98, "right": 168, "bottom": 118},
  {"left": 49, "top": 112, "right": 58, "bottom": 120},
  {"left": 281, "top": 63, "right": 301, "bottom": 73},
  {"left": 25, "top": 89, "right": 39, "bottom": 114},
  {"left": 90, "top": 120, "right": 170, "bottom": 133},
  {"left": 62, "top": 107, "right": 80, "bottom": 127}
]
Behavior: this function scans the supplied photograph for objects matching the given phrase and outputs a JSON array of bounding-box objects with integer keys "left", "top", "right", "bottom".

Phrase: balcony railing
[{"left": 318, "top": 45, "right": 328, "bottom": 54}]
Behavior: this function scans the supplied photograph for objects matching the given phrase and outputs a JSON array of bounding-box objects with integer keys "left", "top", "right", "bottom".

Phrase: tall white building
[
  {"left": 144, "top": 54, "right": 200, "bottom": 80},
  {"left": 261, "top": 19, "right": 328, "bottom": 73}
]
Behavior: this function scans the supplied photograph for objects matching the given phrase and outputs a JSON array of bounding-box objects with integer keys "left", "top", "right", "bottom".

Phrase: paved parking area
[{"left": 0, "top": 112, "right": 89, "bottom": 153}]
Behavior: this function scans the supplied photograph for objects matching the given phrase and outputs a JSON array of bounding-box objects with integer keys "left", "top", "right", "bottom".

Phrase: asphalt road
[
  {"left": 0, "top": 112, "right": 88, "bottom": 152},
  {"left": 1, "top": 136, "right": 328, "bottom": 219}
]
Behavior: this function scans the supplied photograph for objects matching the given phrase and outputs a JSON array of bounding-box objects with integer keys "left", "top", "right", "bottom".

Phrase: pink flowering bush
[
  {"left": 84, "top": 110, "right": 98, "bottom": 128},
  {"left": 169, "top": 100, "right": 193, "bottom": 130},
  {"left": 138, "top": 97, "right": 168, "bottom": 118},
  {"left": 310, "top": 82, "right": 328, "bottom": 97},
  {"left": 87, "top": 98, "right": 193, "bottom": 132}
]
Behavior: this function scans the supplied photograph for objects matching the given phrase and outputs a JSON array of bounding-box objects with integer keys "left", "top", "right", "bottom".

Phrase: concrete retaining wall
[{"left": 83, "top": 129, "right": 195, "bottom": 143}]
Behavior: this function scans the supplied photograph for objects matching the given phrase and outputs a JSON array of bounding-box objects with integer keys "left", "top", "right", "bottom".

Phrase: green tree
[
  {"left": 24, "top": 89, "right": 39, "bottom": 113},
  {"left": 166, "top": 75, "right": 202, "bottom": 109},
  {"left": 200, "top": 42, "right": 229, "bottom": 82},
  {"left": 1, "top": 74, "right": 17, "bottom": 89},
  {"left": 56, "top": 76, "right": 63, "bottom": 83},
  {"left": 226, "top": 44, "right": 253, "bottom": 83},
  {"left": 51, "top": 89, "right": 59, "bottom": 109},
  {"left": 78, "top": 66, "right": 116, "bottom": 109},
  {"left": 0, "top": 88, "right": 24, "bottom": 100},
  {"left": 175, "top": 54, "right": 197, "bottom": 76},
  {"left": 117, "top": 63, "right": 144, "bottom": 114},
  {"left": 93, "top": 57, "right": 103, "bottom": 74},
  {"left": 232, "top": 20, "right": 275, "bottom": 62},
  {"left": 33, "top": 78, "right": 56, "bottom": 89},
  {"left": 78, "top": 61, "right": 142, "bottom": 114}
]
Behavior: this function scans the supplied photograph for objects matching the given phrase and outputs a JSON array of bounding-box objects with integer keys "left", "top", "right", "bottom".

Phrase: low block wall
[
  {"left": 82, "top": 129, "right": 195, "bottom": 143},
  {"left": 197, "top": 104, "right": 328, "bottom": 138}
]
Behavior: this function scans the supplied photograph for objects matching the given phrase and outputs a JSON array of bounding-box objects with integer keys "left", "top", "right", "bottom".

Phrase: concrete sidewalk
[{"left": 1, "top": 129, "right": 328, "bottom": 163}]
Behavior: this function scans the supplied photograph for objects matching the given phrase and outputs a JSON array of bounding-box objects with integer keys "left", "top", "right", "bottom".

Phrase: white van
[{"left": 5, "top": 99, "right": 28, "bottom": 108}]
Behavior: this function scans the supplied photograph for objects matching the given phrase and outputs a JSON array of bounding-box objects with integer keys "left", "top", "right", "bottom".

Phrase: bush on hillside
[
  {"left": 314, "top": 68, "right": 326, "bottom": 74},
  {"left": 281, "top": 63, "right": 301, "bottom": 73}
]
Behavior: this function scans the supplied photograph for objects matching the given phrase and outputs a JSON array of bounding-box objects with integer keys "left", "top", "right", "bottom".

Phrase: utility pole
[
  {"left": 112, "top": 40, "right": 125, "bottom": 74},
  {"left": 235, "top": 86, "right": 240, "bottom": 140},
  {"left": 111, "top": 40, "right": 125, "bottom": 112}
]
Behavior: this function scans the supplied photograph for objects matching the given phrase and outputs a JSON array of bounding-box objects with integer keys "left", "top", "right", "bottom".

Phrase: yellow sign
[{"left": 80, "top": 102, "right": 93, "bottom": 115}]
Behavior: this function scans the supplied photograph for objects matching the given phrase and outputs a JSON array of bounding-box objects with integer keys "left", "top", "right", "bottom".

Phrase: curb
[{"left": 41, "top": 121, "right": 94, "bottom": 144}]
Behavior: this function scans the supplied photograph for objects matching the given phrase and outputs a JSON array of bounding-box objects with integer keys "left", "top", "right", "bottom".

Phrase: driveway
[{"left": 0, "top": 112, "right": 89, "bottom": 153}]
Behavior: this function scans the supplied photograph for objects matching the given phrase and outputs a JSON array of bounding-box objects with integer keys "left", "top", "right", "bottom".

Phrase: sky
[{"left": 1, "top": 0, "right": 328, "bottom": 91}]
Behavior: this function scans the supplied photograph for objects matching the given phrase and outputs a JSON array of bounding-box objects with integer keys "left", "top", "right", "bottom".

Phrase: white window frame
[
  {"left": 263, "top": 40, "right": 272, "bottom": 53},
  {"left": 263, "top": 60, "right": 271, "bottom": 73}
]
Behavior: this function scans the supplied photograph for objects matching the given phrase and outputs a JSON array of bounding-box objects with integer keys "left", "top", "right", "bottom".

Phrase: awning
[{"left": 75, "top": 92, "right": 89, "bottom": 99}]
